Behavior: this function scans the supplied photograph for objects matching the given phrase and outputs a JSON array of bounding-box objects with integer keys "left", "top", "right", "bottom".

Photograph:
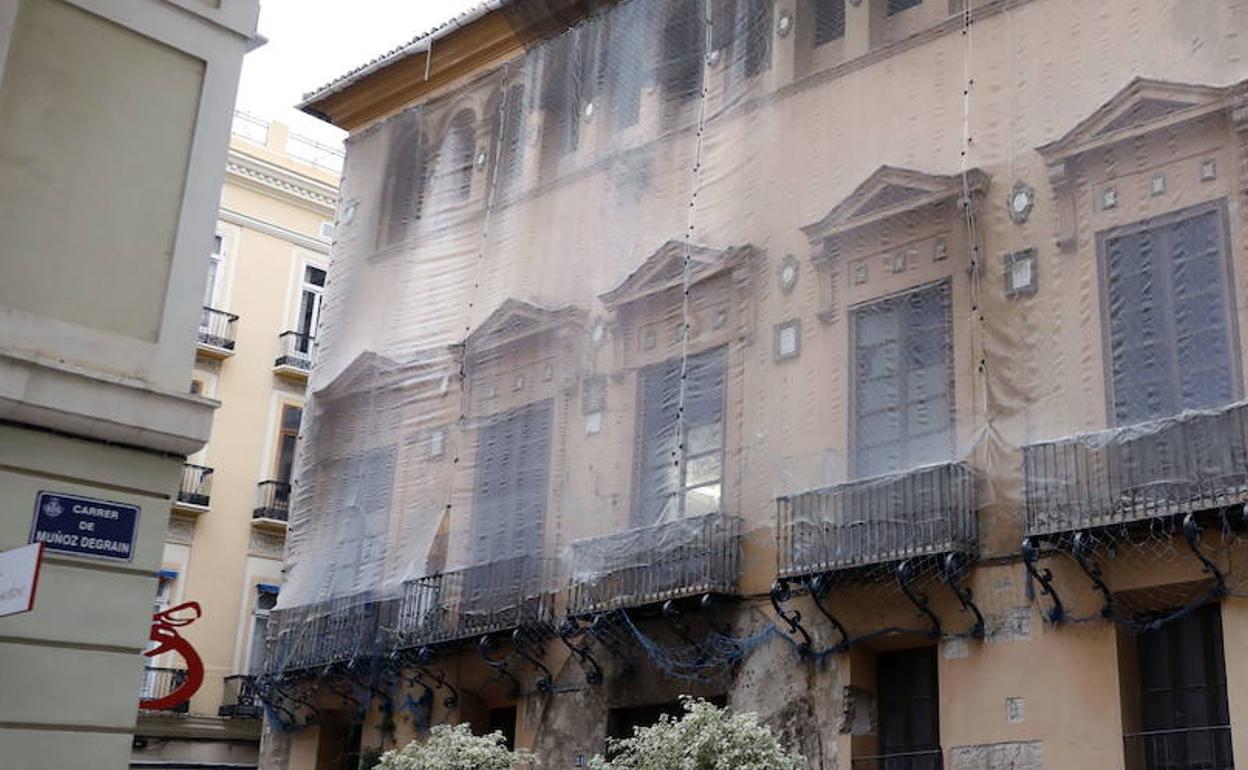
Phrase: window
[
  {"left": 603, "top": 2, "right": 646, "bottom": 130},
  {"left": 204, "top": 233, "right": 224, "bottom": 307},
  {"left": 1131, "top": 604, "right": 1233, "bottom": 770},
  {"left": 471, "top": 400, "right": 552, "bottom": 564},
  {"left": 154, "top": 572, "right": 176, "bottom": 614},
  {"left": 274, "top": 404, "right": 303, "bottom": 485},
  {"left": 658, "top": 0, "right": 705, "bottom": 109},
  {"left": 712, "top": 0, "right": 773, "bottom": 78},
  {"left": 491, "top": 85, "right": 526, "bottom": 181},
  {"left": 380, "top": 113, "right": 429, "bottom": 247},
  {"left": 1101, "top": 203, "right": 1238, "bottom": 426},
  {"left": 190, "top": 379, "right": 204, "bottom": 396},
  {"left": 637, "top": 347, "right": 726, "bottom": 525},
  {"left": 446, "top": 109, "right": 476, "bottom": 202},
  {"left": 246, "top": 588, "right": 278, "bottom": 674},
  {"left": 852, "top": 281, "right": 953, "bottom": 478},
  {"left": 485, "top": 707, "right": 517, "bottom": 752},
  {"left": 887, "top": 0, "right": 922, "bottom": 15},
  {"left": 813, "top": 0, "right": 846, "bottom": 45},
  {"left": 296, "top": 265, "right": 326, "bottom": 355},
  {"left": 876, "top": 647, "right": 941, "bottom": 770}
]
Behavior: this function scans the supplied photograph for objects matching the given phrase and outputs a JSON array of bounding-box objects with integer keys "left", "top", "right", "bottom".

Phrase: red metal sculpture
[{"left": 139, "top": 601, "right": 205, "bottom": 711}]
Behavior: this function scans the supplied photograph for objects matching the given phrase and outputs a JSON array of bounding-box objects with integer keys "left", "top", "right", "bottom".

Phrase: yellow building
[
  {"left": 0, "top": 1, "right": 258, "bottom": 769},
  {"left": 130, "top": 114, "right": 340, "bottom": 770},
  {"left": 263, "top": 2, "right": 1248, "bottom": 769}
]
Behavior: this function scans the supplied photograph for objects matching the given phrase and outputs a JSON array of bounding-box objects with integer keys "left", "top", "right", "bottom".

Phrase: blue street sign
[{"left": 29, "top": 491, "right": 140, "bottom": 562}]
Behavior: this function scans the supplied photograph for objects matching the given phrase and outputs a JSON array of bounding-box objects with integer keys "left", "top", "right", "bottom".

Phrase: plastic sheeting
[{"left": 271, "top": 0, "right": 1248, "bottom": 671}]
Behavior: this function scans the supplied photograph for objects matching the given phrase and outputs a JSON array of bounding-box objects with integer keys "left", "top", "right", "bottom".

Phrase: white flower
[
  {"left": 589, "top": 696, "right": 804, "bottom": 770},
  {"left": 375, "top": 723, "right": 536, "bottom": 770}
]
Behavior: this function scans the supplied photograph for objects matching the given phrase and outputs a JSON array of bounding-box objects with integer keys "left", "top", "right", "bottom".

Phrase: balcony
[
  {"left": 777, "top": 461, "right": 979, "bottom": 579},
  {"left": 397, "top": 556, "right": 552, "bottom": 647},
  {"left": 273, "top": 331, "right": 314, "bottom": 381},
  {"left": 265, "top": 595, "right": 396, "bottom": 673},
  {"left": 139, "top": 666, "right": 189, "bottom": 714},
  {"left": 218, "top": 674, "right": 262, "bottom": 719},
  {"left": 252, "top": 481, "right": 290, "bottom": 530},
  {"left": 1123, "top": 725, "right": 1233, "bottom": 770},
  {"left": 567, "top": 513, "right": 743, "bottom": 616},
  {"left": 1023, "top": 402, "right": 1248, "bottom": 538},
  {"left": 197, "top": 306, "right": 239, "bottom": 358},
  {"left": 172, "top": 463, "right": 212, "bottom": 515}
]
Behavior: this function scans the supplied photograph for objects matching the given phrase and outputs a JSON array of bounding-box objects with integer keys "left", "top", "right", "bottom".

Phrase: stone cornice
[
  {"left": 217, "top": 208, "right": 331, "bottom": 255},
  {"left": 224, "top": 149, "right": 338, "bottom": 215}
]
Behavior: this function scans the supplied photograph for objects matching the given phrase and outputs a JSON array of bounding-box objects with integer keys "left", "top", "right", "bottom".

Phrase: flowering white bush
[
  {"left": 375, "top": 724, "right": 534, "bottom": 770},
  {"left": 590, "top": 697, "right": 804, "bottom": 770}
]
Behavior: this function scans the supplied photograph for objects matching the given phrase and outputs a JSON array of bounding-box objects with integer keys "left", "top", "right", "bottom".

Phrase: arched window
[
  {"left": 446, "top": 109, "right": 477, "bottom": 202},
  {"left": 379, "top": 112, "right": 428, "bottom": 247}
]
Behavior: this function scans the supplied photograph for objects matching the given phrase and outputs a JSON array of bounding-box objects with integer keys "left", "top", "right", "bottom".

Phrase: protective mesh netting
[{"left": 259, "top": 0, "right": 1248, "bottom": 721}]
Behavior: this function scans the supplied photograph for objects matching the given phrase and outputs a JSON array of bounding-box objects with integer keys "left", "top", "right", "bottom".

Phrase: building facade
[
  {"left": 131, "top": 115, "right": 341, "bottom": 769},
  {"left": 0, "top": 1, "right": 258, "bottom": 769},
  {"left": 263, "top": 1, "right": 1248, "bottom": 769}
]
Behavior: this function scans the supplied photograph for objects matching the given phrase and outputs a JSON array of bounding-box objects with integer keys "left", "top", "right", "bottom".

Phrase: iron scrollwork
[
  {"left": 511, "top": 626, "right": 554, "bottom": 693},
  {"left": 1021, "top": 537, "right": 1065, "bottom": 624},
  {"left": 942, "top": 553, "right": 985, "bottom": 639},
  {"left": 803, "top": 574, "right": 850, "bottom": 651},
  {"left": 558, "top": 617, "right": 605, "bottom": 685},
  {"left": 896, "top": 560, "right": 942, "bottom": 639},
  {"left": 769, "top": 578, "right": 813, "bottom": 654},
  {"left": 1183, "top": 513, "right": 1227, "bottom": 598},
  {"left": 1071, "top": 531, "right": 1114, "bottom": 618},
  {"left": 477, "top": 634, "right": 521, "bottom": 695}
]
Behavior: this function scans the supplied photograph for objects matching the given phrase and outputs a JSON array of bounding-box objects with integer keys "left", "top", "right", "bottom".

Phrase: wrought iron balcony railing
[
  {"left": 198, "top": 306, "right": 239, "bottom": 352},
  {"left": 275, "top": 331, "right": 314, "bottom": 373},
  {"left": 1023, "top": 402, "right": 1248, "bottom": 537},
  {"left": 567, "top": 513, "right": 743, "bottom": 616},
  {"left": 176, "top": 463, "right": 213, "bottom": 508},
  {"left": 264, "top": 595, "right": 397, "bottom": 673},
  {"left": 1123, "top": 725, "right": 1233, "bottom": 770},
  {"left": 777, "top": 461, "right": 979, "bottom": 579},
  {"left": 253, "top": 480, "right": 291, "bottom": 522},
  {"left": 139, "top": 666, "right": 189, "bottom": 714},
  {"left": 397, "top": 556, "right": 552, "bottom": 647},
  {"left": 218, "top": 674, "right": 262, "bottom": 719}
]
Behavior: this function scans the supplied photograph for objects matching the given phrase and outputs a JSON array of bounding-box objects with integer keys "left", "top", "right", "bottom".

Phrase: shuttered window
[
  {"left": 637, "top": 347, "right": 727, "bottom": 525},
  {"left": 1135, "top": 603, "right": 1234, "bottom": 770},
  {"left": 471, "top": 399, "right": 552, "bottom": 564},
  {"left": 814, "top": 0, "right": 846, "bottom": 45},
  {"left": 877, "top": 647, "right": 941, "bottom": 770},
  {"left": 852, "top": 280, "right": 954, "bottom": 478},
  {"left": 888, "top": 0, "right": 923, "bottom": 15},
  {"left": 1102, "top": 203, "right": 1238, "bottom": 426}
]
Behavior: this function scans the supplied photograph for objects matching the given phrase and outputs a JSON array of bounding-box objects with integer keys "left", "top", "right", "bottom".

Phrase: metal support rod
[
  {"left": 896, "top": 560, "right": 942, "bottom": 640},
  {"left": 557, "top": 618, "right": 605, "bottom": 686},
  {"left": 769, "top": 579, "right": 813, "bottom": 655},
  {"left": 803, "top": 574, "right": 850, "bottom": 652},
  {"left": 942, "top": 553, "right": 985, "bottom": 639},
  {"left": 511, "top": 627, "right": 554, "bottom": 693},
  {"left": 477, "top": 635, "right": 521, "bottom": 696},
  {"left": 1183, "top": 513, "right": 1228, "bottom": 598},
  {"left": 1071, "top": 531, "right": 1114, "bottom": 618},
  {"left": 1021, "top": 537, "right": 1065, "bottom": 624}
]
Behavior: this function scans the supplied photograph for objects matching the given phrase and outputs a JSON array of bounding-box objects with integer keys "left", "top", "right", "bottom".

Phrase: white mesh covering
[{"left": 268, "top": 0, "right": 1248, "bottom": 676}]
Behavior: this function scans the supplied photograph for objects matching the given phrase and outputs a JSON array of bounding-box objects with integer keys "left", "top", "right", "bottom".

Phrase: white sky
[{"left": 236, "top": 0, "right": 484, "bottom": 146}]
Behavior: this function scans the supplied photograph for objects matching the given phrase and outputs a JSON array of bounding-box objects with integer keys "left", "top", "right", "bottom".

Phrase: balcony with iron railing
[
  {"left": 252, "top": 481, "right": 291, "bottom": 529},
  {"left": 197, "top": 306, "right": 239, "bottom": 358},
  {"left": 1023, "top": 401, "right": 1248, "bottom": 537},
  {"left": 218, "top": 675, "right": 263, "bottom": 719},
  {"left": 567, "top": 513, "right": 743, "bottom": 616},
  {"left": 273, "top": 331, "right": 314, "bottom": 380},
  {"left": 777, "top": 461, "right": 979, "bottom": 579},
  {"left": 397, "top": 556, "right": 553, "bottom": 648},
  {"left": 139, "top": 666, "right": 189, "bottom": 714},
  {"left": 1123, "top": 725, "right": 1233, "bottom": 770},
  {"left": 173, "top": 463, "right": 213, "bottom": 513},
  {"left": 264, "top": 595, "right": 396, "bottom": 673}
]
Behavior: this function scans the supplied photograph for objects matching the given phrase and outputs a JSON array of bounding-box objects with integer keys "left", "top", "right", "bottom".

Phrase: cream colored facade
[
  {"left": 0, "top": 1, "right": 258, "bottom": 769},
  {"left": 261, "top": 2, "right": 1248, "bottom": 770},
  {"left": 131, "top": 116, "right": 341, "bottom": 769}
]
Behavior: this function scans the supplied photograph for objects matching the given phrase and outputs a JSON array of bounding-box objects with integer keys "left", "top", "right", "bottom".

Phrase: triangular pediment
[
  {"left": 801, "top": 166, "right": 988, "bottom": 243},
  {"left": 466, "top": 298, "right": 582, "bottom": 352},
  {"left": 315, "top": 350, "right": 400, "bottom": 400},
  {"left": 599, "top": 240, "right": 753, "bottom": 308},
  {"left": 1038, "top": 78, "right": 1240, "bottom": 162}
]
